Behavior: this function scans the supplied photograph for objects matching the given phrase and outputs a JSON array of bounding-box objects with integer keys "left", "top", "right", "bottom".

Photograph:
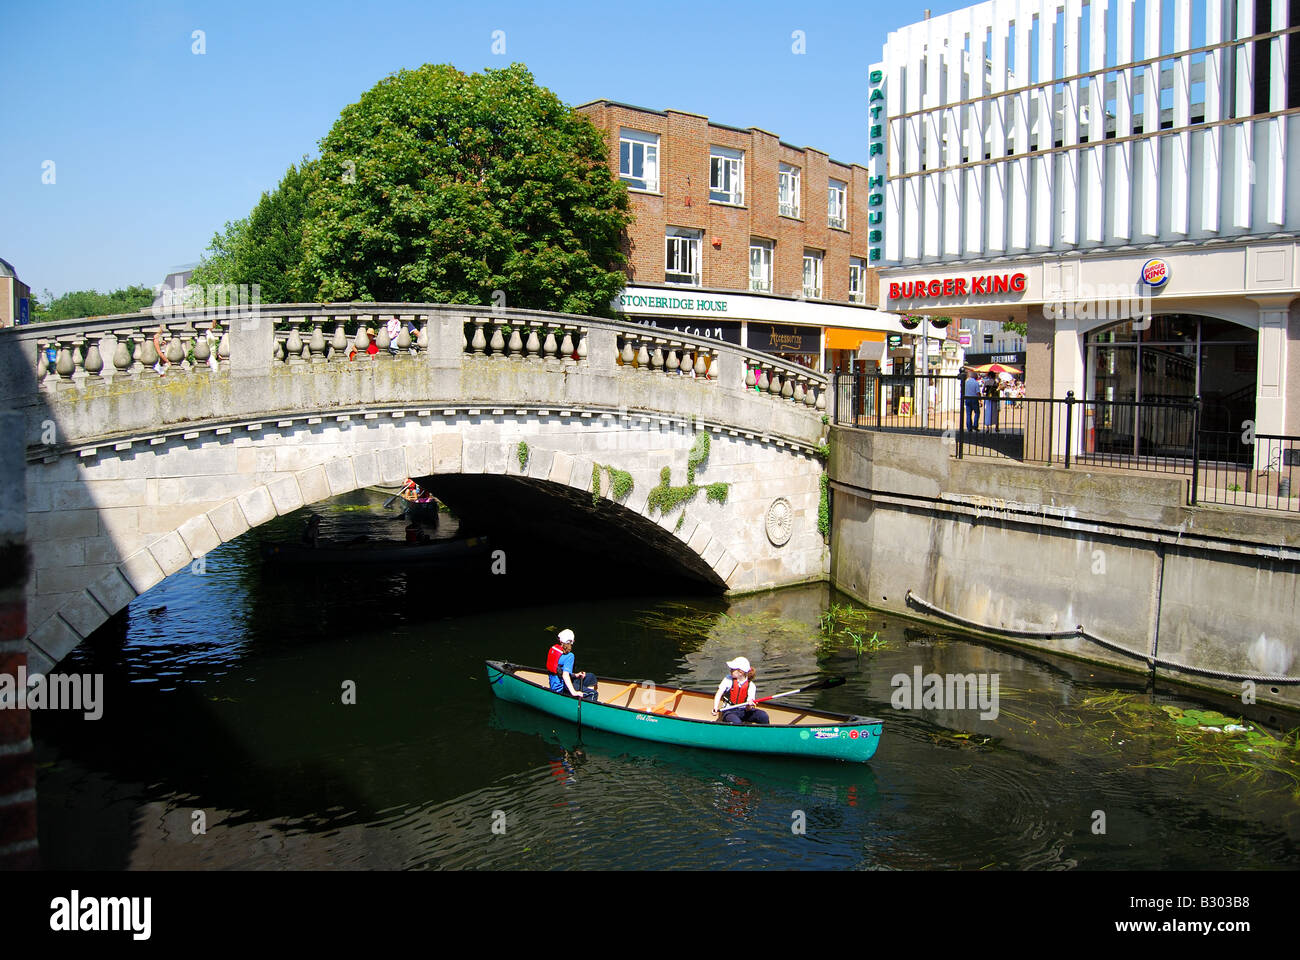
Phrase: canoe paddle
[
  {"left": 717, "top": 676, "right": 846, "bottom": 713},
  {"left": 382, "top": 480, "right": 415, "bottom": 510}
]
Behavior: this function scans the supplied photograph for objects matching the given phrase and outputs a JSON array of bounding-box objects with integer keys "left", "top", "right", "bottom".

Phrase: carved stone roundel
[{"left": 765, "top": 497, "right": 793, "bottom": 546}]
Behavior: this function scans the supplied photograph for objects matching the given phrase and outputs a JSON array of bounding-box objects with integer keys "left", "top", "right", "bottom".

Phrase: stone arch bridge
[{"left": 0, "top": 304, "right": 829, "bottom": 670}]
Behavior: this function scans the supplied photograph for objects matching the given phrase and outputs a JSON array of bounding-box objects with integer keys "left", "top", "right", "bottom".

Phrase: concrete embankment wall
[{"left": 829, "top": 429, "right": 1300, "bottom": 709}]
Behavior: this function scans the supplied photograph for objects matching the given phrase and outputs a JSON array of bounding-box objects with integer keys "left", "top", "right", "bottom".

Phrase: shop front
[{"left": 615, "top": 284, "right": 900, "bottom": 374}]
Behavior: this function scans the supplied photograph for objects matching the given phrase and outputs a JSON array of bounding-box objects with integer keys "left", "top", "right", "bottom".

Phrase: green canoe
[{"left": 486, "top": 660, "right": 883, "bottom": 763}]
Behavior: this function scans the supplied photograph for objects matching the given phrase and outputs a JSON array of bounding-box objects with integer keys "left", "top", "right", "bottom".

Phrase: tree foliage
[
  {"left": 1002, "top": 319, "right": 1028, "bottom": 337},
  {"left": 190, "top": 160, "right": 315, "bottom": 304},
  {"left": 296, "top": 63, "right": 631, "bottom": 314},
  {"left": 30, "top": 285, "right": 156, "bottom": 322}
]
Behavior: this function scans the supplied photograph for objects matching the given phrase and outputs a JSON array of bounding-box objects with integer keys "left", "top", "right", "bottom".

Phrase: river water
[{"left": 32, "top": 490, "right": 1300, "bottom": 870}]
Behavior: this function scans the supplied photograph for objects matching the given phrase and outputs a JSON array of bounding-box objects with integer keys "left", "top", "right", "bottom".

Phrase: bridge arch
[{"left": 23, "top": 408, "right": 824, "bottom": 670}]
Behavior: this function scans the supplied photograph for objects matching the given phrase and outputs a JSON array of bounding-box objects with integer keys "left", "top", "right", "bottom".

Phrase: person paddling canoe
[
  {"left": 546, "top": 628, "right": 598, "bottom": 701},
  {"left": 712, "top": 657, "right": 770, "bottom": 724}
]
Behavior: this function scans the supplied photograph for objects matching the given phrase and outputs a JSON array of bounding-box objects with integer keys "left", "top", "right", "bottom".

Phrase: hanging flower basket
[
  {"left": 899, "top": 316, "right": 921, "bottom": 330},
  {"left": 929, "top": 316, "right": 952, "bottom": 329}
]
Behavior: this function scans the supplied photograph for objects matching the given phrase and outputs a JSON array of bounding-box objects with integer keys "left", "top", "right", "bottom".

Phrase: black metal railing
[
  {"left": 830, "top": 377, "right": 1300, "bottom": 514},
  {"left": 1196, "top": 429, "right": 1300, "bottom": 512}
]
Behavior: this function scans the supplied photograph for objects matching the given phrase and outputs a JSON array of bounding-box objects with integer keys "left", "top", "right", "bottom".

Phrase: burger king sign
[{"left": 1139, "top": 258, "right": 1169, "bottom": 288}]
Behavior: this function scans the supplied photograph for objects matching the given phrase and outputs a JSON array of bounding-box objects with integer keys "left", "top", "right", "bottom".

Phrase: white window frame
[
  {"left": 665, "top": 228, "right": 702, "bottom": 286},
  {"left": 828, "top": 178, "right": 847, "bottom": 230},
  {"left": 849, "top": 258, "right": 866, "bottom": 304},
  {"left": 709, "top": 146, "right": 744, "bottom": 205},
  {"left": 749, "top": 239, "right": 773, "bottom": 293},
  {"left": 619, "top": 128, "right": 659, "bottom": 193},
  {"left": 802, "top": 250, "right": 823, "bottom": 299},
  {"left": 778, "top": 163, "right": 801, "bottom": 218}
]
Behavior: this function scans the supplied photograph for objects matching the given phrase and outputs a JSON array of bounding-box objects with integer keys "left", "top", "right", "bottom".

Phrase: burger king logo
[{"left": 1140, "top": 258, "right": 1169, "bottom": 287}]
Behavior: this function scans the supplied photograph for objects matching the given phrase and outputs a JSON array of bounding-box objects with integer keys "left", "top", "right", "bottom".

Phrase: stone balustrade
[{"left": 0, "top": 303, "right": 828, "bottom": 451}]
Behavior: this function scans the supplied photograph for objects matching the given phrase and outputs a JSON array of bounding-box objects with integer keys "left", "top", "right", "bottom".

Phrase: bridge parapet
[{"left": 1, "top": 304, "right": 827, "bottom": 454}]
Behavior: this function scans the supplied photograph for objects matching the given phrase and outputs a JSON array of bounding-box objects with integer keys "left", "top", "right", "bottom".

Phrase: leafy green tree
[
  {"left": 1002, "top": 319, "right": 1028, "bottom": 337},
  {"left": 31, "top": 285, "right": 156, "bottom": 322},
  {"left": 296, "top": 63, "right": 631, "bottom": 315},
  {"left": 191, "top": 160, "right": 316, "bottom": 304}
]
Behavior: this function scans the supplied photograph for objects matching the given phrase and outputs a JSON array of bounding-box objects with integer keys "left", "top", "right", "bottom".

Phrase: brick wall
[
  {"left": 0, "top": 411, "right": 36, "bottom": 868},
  {"left": 578, "top": 101, "right": 881, "bottom": 307}
]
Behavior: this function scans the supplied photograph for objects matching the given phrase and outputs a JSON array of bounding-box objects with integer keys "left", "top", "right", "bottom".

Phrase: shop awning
[{"left": 827, "top": 328, "right": 886, "bottom": 350}]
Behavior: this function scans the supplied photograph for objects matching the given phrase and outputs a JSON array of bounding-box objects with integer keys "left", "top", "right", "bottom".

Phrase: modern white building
[{"left": 873, "top": 0, "right": 1300, "bottom": 452}]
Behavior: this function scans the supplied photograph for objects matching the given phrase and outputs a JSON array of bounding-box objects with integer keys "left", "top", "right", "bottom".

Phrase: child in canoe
[{"left": 712, "top": 657, "right": 770, "bottom": 724}]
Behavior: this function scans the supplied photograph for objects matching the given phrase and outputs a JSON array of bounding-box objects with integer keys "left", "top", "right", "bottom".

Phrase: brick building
[{"left": 577, "top": 100, "right": 903, "bottom": 373}]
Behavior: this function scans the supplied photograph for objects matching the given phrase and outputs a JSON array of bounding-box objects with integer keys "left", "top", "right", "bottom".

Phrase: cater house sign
[{"left": 888, "top": 272, "right": 1028, "bottom": 301}]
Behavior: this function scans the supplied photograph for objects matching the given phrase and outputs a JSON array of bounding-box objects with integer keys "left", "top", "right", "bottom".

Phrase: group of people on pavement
[
  {"left": 545, "top": 630, "right": 770, "bottom": 724},
  {"left": 963, "top": 368, "right": 1022, "bottom": 432}
]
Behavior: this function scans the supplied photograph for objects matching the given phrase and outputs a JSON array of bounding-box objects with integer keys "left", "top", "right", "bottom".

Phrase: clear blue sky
[{"left": 1, "top": 0, "right": 971, "bottom": 298}]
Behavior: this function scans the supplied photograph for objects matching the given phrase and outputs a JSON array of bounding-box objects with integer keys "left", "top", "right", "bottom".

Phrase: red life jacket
[
  {"left": 546, "top": 643, "right": 565, "bottom": 675},
  {"left": 726, "top": 678, "right": 750, "bottom": 706}
]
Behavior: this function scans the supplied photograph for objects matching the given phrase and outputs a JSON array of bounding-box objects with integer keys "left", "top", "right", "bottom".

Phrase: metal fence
[{"left": 831, "top": 374, "right": 1299, "bottom": 513}]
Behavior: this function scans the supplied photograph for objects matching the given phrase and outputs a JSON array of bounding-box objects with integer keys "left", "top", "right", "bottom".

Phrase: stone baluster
[
  {"left": 83, "top": 335, "right": 105, "bottom": 379},
  {"left": 620, "top": 332, "right": 635, "bottom": 366},
  {"left": 815, "top": 385, "right": 826, "bottom": 410},
  {"left": 470, "top": 318, "right": 487, "bottom": 354},
  {"left": 745, "top": 365, "right": 757, "bottom": 389},
  {"left": 525, "top": 321, "right": 541, "bottom": 358},
  {"left": 636, "top": 337, "right": 650, "bottom": 370},
  {"left": 780, "top": 371, "right": 794, "bottom": 398},
  {"left": 286, "top": 318, "right": 304, "bottom": 365},
  {"left": 355, "top": 316, "right": 372, "bottom": 359},
  {"left": 141, "top": 333, "right": 160, "bottom": 377},
  {"left": 488, "top": 321, "right": 505, "bottom": 355},
  {"left": 767, "top": 367, "right": 781, "bottom": 395},
  {"left": 193, "top": 326, "right": 212, "bottom": 371},
  {"left": 793, "top": 376, "right": 806, "bottom": 404},
  {"left": 665, "top": 343, "right": 680, "bottom": 375},
  {"left": 693, "top": 347, "right": 708, "bottom": 377},
  {"left": 417, "top": 316, "right": 429, "bottom": 354},
  {"left": 397, "top": 316, "right": 412, "bottom": 355},
  {"left": 543, "top": 326, "right": 558, "bottom": 359},
  {"left": 112, "top": 333, "right": 134, "bottom": 380},
  {"left": 756, "top": 366, "right": 770, "bottom": 392},
  {"left": 273, "top": 332, "right": 286, "bottom": 363},
  {"left": 560, "top": 326, "right": 575, "bottom": 362},
  {"left": 650, "top": 339, "right": 664, "bottom": 373},
  {"left": 218, "top": 327, "right": 231, "bottom": 369},
  {"left": 327, "top": 320, "right": 345, "bottom": 360},
  {"left": 576, "top": 328, "right": 588, "bottom": 362},
  {"left": 507, "top": 323, "right": 523, "bottom": 358},
  {"left": 376, "top": 317, "right": 391, "bottom": 352},
  {"left": 803, "top": 380, "right": 817, "bottom": 406}
]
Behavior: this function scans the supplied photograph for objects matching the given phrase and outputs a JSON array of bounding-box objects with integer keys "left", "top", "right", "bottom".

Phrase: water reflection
[{"left": 30, "top": 490, "right": 1300, "bottom": 870}]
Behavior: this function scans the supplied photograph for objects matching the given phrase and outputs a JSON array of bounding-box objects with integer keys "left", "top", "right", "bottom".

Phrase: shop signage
[
  {"left": 958, "top": 330, "right": 972, "bottom": 347},
  {"left": 1139, "top": 258, "right": 1169, "bottom": 287},
  {"left": 748, "top": 323, "right": 820, "bottom": 355},
  {"left": 867, "top": 64, "right": 886, "bottom": 263},
  {"left": 17, "top": 298, "right": 29, "bottom": 324},
  {"left": 887, "top": 334, "right": 903, "bottom": 347},
  {"left": 888, "top": 273, "right": 1027, "bottom": 300},
  {"left": 631, "top": 317, "right": 741, "bottom": 345},
  {"left": 619, "top": 293, "right": 730, "bottom": 312}
]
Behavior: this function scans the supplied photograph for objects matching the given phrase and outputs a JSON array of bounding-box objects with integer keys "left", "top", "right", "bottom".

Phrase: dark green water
[{"left": 33, "top": 491, "right": 1300, "bottom": 869}]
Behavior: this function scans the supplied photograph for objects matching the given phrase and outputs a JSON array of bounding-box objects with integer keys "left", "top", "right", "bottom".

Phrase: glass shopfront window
[{"left": 1085, "top": 315, "right": 1257, "bottom": 459}]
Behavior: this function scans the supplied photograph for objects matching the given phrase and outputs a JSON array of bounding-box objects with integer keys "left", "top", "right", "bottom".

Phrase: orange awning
[{"left": 826, "top": 328, "right": 886, "bottom": 350}]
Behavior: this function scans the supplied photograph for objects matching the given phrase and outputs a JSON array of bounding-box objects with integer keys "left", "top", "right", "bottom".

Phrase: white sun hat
[
  {"left": 726, "top": 656, "right": 752, "bottom": 673},
  {"left": 557, "top": 628, "right": 575, "bottom": 645}
]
